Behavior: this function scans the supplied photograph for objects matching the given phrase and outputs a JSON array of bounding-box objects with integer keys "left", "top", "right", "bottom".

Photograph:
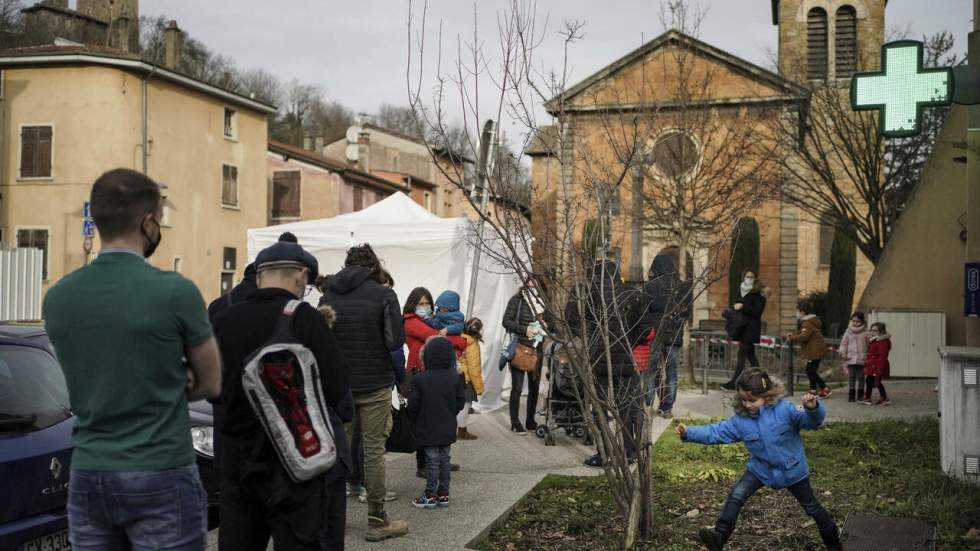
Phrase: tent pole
[{"left": 466, "top": 120, "right": 498, "bottom": 314}]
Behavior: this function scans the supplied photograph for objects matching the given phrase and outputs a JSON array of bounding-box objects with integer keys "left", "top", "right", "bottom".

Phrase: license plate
[{"left": 21, "top": 529, "right": 70, "bottom": 551}]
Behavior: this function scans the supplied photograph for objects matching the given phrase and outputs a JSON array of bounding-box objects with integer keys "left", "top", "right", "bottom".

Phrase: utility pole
[
  {"left": 465, "top": 120, "right": 497, "bottom": 315},
  {"left": 967, "top": 0, "right": 980, "bottom": 346}
]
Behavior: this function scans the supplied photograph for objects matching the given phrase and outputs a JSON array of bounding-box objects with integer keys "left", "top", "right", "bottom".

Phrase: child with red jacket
[{"left": 862, "top": 322, "right": 891, "bottom": 406}]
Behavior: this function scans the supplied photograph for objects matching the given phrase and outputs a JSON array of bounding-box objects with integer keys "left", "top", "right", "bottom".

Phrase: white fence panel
[{"left": 0, "top": 247, "right": 43, "bottom": 321}]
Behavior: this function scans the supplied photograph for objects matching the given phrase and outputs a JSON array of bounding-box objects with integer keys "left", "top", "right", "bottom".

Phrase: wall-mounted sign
[
  {"left": 967, "top": 263, "right": 980, "bottom": 318},
  {"left": 851, "top": 40, "right": 954, "bottom": 138}
]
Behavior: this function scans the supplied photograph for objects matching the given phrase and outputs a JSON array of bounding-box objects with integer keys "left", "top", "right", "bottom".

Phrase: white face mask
[{"left": 744, "top": 277, "right": 755, "bottom": 286}]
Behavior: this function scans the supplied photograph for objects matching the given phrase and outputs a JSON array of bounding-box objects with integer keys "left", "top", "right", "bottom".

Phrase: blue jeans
[
  {"left": 67, "top": 465, "right": 208, "bottom": 551},
  {"left": 423, "top": 445, "right": 451, "bottom": 497},
  {"left": 719, "top": 471, "right": 839, "bottom": 546},
  {"left": 646, "top": 346, "right": 678, "bottom": 412}
]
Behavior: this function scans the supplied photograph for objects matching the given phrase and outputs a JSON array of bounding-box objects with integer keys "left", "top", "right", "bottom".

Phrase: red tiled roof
[{"left": 269, "top": 141, "right": 407, "bottom": 194}]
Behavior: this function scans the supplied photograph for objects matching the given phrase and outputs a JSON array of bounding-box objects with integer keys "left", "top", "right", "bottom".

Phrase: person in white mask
[{"left": 720, "top": 269, "right": 767, "bottom": 392}]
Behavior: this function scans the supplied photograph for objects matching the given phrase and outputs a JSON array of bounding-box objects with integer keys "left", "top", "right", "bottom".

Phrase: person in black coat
[
  {"left": 639, "top": 253, "right": 691, "bottom": 416},
  {"left": 318, "top": 243, "right": 409, "bottom": 541},
  {"left": 500, "top": 280, "right": 547, "bottom": 434},
  {"left": 211, "top": 241, "right": 350, "bottom": 551},
  {"left": 721, "top": 268, "right": 767, "bottom": 391},
  {"left": 407, "top": 337, "right": 466, "bottom": 508},
  {"left": 565, "top": 260, "right": 646, "bottom": 467}
]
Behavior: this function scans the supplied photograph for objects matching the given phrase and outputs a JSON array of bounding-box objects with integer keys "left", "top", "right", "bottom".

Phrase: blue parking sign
[
  {"left": 967, "top": 263, "right": 980, "bottom": 318},
  {"left": 83, "top": 201, "right": 92, "bottom": 219},
  {"left": 82, "top": 219, "right": 95, "bottom": 237}
]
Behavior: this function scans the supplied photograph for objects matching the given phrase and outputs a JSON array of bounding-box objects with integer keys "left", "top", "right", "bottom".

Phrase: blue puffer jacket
[
  {"left": 432, "top": 290, "right": 465, "bottom": 335},
  {"left": 682, "top": 400, "right": 826, "bottom": 489}
]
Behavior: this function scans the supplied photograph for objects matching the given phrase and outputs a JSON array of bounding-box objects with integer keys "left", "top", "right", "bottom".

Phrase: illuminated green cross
[{"left": 850, "top": 40, "right": 953, "bottom": 138}]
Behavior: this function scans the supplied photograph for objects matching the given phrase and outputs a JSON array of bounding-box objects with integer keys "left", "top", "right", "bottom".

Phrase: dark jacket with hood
[
  {"left": 212, "top": 288, "right": 352, "bottom": 491},
  {"left": 503, "top": 291, "right": 537, "bottom": 348},
  {"left": 408, "top": 337, "right": 466, "bottom": 447},
  {"left": 735, "top": 287, "right": 766, "bottom": 345},
  {"left": 564, "top": 260, "right": 644, "bottom": 377},
  {"left": 640, "top": 253, "right": 691, "bottom": 348},
  {"left": 319, "top": 266, "right": 405, "bottom": 394}
]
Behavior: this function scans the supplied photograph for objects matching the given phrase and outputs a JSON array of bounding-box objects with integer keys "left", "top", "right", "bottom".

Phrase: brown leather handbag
[{"left": 511, "top": 342, "right": 539, "bottom": 372}]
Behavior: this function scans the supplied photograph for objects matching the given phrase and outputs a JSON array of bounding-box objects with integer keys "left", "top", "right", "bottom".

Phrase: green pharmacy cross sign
[{"left": 850, "top": 40, "right": 954, "bottom": 138}]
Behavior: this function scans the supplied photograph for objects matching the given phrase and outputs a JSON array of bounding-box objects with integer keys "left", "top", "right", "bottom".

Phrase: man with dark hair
[
  {"left": 320, "top": 243, "right": 409, "bottom": 541},
  {"left": 213, "top": 242, "right": 350, "bottom": 550},
  {"left": 44, "top": 168, "right": 221, "bottom": 549}
]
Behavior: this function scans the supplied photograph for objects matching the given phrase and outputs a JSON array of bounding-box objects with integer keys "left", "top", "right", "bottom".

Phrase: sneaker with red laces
[
  {"left": 436, "top": 493, "right": 450, "bottom": 508},
  {"left": 876, "top": 399, "right": 891, "bottom": 406},
  {"left": 818, "top": 388, "right": 832, "bottom": 398}
]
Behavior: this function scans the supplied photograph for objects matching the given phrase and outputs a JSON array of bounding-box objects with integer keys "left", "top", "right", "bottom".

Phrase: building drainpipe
[
  {"left": 141, "top": 66, "right": 156, "bottom": 174},
  {"left": 967, "top": 0, "right": 980, "bottom": 346}
]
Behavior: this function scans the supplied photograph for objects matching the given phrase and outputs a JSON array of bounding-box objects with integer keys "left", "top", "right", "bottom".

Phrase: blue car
[
  {"left": 0, "top": 335, "right": 73, "bottom": 551},
  {"left": 0, "top": 325, "right": 221, "bottom": 549}
]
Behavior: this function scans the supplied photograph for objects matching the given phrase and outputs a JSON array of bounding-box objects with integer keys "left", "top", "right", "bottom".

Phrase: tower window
[
  {"left": 835, "top": 5, "right": 858, "bottom": 79},
  {"left": 807, "top": 8, "right": 829, "bottom": 80}
]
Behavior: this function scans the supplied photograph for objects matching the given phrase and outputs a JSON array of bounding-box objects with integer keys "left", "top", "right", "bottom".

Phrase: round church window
[{"left": 649, "top": 131, "right": 700, "bottom": 179}]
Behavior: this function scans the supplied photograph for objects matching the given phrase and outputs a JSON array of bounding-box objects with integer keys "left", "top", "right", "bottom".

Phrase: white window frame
[
  {"left": 223, "top": 107, "right": 238, "bottom": 141},
  {"left": 173, "top": 256, "right": 182, "bottom": 273},
  {"left": 221, "top": 163, "right": 240, "bottom": 209},
  {"left": 17, "top": 122, "right": 55, "bottom": 181},
  {"left": 15, "top": 225, "right": 51, "bottom": 281}
]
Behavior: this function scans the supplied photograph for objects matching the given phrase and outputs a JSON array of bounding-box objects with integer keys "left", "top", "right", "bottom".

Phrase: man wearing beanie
[
  {"left": 408, "top": 337, "right": 466, "bottom": 509},
  {"left": 211, "top": 241, "right": 351, "bottom": 550}
]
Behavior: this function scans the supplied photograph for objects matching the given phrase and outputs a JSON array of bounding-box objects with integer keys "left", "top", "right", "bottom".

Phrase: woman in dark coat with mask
[{"left": 721, "top": 269, "right": 766, "bottom": 391}]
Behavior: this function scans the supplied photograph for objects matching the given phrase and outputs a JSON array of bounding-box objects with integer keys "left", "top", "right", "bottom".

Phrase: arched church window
[
  {"left": 807, "top": 7, "right": 829, "bottom": 80},
  {"left": 835, "top": 5, "right": 858, "bottom": 78},
  {"left": 649, "top": 131, "right": 700, "bottom": 180}
]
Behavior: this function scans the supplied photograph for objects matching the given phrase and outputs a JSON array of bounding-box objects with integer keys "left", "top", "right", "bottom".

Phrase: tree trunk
[{"left": 678, "top": 240, "right": 696, "bottom": 384}]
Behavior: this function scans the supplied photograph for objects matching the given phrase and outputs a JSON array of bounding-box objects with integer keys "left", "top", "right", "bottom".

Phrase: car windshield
[{"left": 0, "top": 345, "right": 71, "bottom": 433}]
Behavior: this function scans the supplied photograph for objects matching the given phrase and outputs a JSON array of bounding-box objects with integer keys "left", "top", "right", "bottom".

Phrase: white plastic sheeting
[
  {"left": 247, "top": 193, "right": 523, "bottom": 411},
  {"left": 0, "top": 247, "right": 43, "bottom": 321}
]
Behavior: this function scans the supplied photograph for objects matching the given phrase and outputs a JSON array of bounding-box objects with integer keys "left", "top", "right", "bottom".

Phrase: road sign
[
  {"left": 851, "top": 40, "right": 954, "bottom": 138},
  {"left": 82, "top": 201, "right": 91, "bottom": 220},
  {"left": 82, "top": 219, "right": 95, "bottom": 238},
  {"left": 968, "top": 263, "right": 980, "bottom": 318}
]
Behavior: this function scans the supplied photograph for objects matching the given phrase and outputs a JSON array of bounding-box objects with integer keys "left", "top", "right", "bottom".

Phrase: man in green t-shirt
[{"left": 44, "top": 168, "right": 221, "bottom": 551}]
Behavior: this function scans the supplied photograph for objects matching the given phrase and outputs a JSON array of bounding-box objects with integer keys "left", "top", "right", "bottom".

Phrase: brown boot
[
  {"left": 366, "top": 512, "right": 409, "bottom": 542},
  {"left": 458, "top": 427, "right": 478, "bottom": 440}
]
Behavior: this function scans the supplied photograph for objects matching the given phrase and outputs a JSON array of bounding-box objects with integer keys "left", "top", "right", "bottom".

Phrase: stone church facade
[{"left": 528, "top": 0, "right": 884, "bottom": 335}]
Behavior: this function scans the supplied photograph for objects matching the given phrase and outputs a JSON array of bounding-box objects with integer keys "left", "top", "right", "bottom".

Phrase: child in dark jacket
[
  {"left": 676, "top": 369, "right": 841, "bottom": 551},
  {"left": 408, "top": 336, "right": 466, "bottom": 509},
  {"left": 862, "top": 322, "right": 892, "bottom": 406},
  {"left": 426, "top": 290, "right": 466, "bottom": 336}
]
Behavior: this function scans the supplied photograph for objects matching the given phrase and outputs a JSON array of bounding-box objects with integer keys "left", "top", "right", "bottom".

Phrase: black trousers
[
  {"left": 594, "top": 374, "right": 643, "bottom": 456},
  {"left": 805, "top": 359, "right": 827, "bottom": 391},
  {"left": 864, "top": 374, "right": 888, "bottom": 400},
  {"left": 509, "top": 365, "right": 541, "bottom": 426},
  {"left": 219, "top": 474, "right": 347, "bottom": 551},
  {"left": 728, "top": 342, "right": 759, "bottom": 385}
]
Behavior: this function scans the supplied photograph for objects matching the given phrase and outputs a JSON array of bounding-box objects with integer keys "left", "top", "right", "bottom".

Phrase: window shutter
[
  {"left": 222, "top": 165, "right": 238, "bottom": 206},
  {"left": 807, "top": 8, "right": 829, "bottom": 80},
  {"left": 272, "top": 171, "right": 301, "bottom": 218},
  {"left": 835, "top": 6, "right": 858, "bottom": 79},
  {"left": 37, "top": 126, "right": 52, "bottom": 177},
  {"left": 20, "top": 127, "right": 37, "bottom": 178},
  {"left": 353, "top": 186, "right": 363, "bottom": 211}
]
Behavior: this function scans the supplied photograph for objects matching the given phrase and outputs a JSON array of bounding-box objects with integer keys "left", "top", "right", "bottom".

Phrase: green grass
[{"left": 475, "top": 418, "right": 980, "bottom": 550}]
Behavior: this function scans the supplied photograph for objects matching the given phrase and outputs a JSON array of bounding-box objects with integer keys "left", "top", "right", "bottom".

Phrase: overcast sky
[{"left": 138, "top": 0, "right": 972, "bottom": 142}]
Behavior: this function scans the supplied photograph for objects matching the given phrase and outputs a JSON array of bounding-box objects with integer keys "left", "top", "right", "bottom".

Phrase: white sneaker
[{"left": 358, "top": 490, "right": 397, "bottom": 503}]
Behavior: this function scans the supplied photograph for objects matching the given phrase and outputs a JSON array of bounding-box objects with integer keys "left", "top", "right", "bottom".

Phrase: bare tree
[
  {"left": 770, "top": 31, "right": 957, "bottom": 265},
  {"left": 405, "top": 0, "right": 778, "bottom": 546}
]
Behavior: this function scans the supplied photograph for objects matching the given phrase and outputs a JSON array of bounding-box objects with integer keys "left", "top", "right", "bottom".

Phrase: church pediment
[{"left": 547, "top": 30, "right": 807, "bottom": 114}]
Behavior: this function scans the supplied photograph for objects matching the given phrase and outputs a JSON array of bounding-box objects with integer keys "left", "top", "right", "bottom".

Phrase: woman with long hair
[{"left": 721, "top": 269, "right": 767, "bottom": 392}]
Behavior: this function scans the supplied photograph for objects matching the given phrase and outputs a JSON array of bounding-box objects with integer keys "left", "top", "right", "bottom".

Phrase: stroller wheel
[
  {"left": 544, "top": 433, "right": 556, "bottom": 446},
  {"left": 535, "top": 425, "right": 549, "bottom": 438},
  {"left": 574, "top": 426, "right": 586, "bottom": 438}
]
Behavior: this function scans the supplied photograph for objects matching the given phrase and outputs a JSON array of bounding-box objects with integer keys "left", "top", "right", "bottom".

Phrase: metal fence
[
  {"left": 0, "top": 247, "right": 44, "bottom": 321},
  {"left": 689, "top": 330, "right": 847, "bottom": 396}
]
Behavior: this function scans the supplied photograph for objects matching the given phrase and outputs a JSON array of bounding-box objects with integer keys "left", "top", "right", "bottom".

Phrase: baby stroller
[{"left": 535, "top": 339, "right": 589, "bottom": 446}]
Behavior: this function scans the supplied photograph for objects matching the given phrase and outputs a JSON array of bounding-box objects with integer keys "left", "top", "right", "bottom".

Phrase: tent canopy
[{"left": 247, "top": 192, "right": 521, "bottom": 410}]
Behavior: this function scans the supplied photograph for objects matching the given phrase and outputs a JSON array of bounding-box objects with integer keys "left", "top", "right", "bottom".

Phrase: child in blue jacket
[
  {"left": 426, "top": 290, "right": 465, "bottom": 336},
  {"left": 675, "top": 368, "right": 841, "bottom": 551}
]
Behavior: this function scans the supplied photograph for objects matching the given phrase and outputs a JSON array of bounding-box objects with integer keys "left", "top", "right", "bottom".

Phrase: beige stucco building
[{"left": 0, "top": 45, "right": 274, "bottom": 302}]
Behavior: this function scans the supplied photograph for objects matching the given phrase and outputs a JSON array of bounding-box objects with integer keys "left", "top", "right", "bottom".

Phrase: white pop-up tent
[{"left": 247, "top": 192, "right": 521, "bottom": 411}]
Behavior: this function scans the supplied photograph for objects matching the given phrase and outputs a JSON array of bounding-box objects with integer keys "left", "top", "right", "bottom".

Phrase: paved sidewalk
[{"left": 206, "top": 380, "right": 938, "bottom": 550}]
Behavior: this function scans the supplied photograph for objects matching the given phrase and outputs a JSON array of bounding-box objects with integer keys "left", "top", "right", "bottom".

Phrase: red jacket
[
  {"left": 404, "top": 313, "right": 466, "bottom": 371},
  {"left": 864, "top": 336, "right": 891, "bottom": 378}
]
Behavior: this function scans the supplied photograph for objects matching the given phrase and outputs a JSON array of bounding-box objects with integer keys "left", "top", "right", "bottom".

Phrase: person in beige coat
[
  {"left": 786, "top": 301, "right": 831, "bottom": 398},
  {"left": 456, "top": 318, "right": 486, "bottom": 440}
]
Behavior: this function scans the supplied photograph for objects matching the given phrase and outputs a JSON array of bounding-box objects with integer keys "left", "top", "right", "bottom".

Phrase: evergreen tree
[
  {"left": 826, "top": 228, "right": 857, "bottom": 337},
  {"left": 728, "top": 217, "right": 760, "bottom": 305}
]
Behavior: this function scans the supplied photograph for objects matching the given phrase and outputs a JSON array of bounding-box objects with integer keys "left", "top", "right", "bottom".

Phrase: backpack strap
[{"left": 271, "top": 299, "right": 304, "bottom": 342}]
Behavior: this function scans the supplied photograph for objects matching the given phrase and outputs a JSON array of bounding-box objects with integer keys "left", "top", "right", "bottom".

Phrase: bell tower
[{"left": 772, "top": 0, "right": 886, "bottom": 82}]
